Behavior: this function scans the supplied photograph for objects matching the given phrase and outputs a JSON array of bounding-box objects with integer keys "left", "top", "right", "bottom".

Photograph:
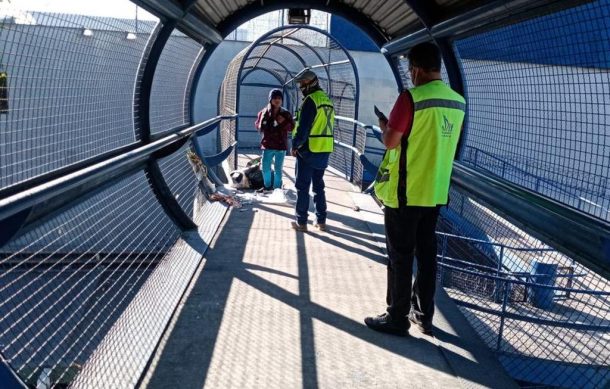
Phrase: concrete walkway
[{"left": 141, "top": 156, "right": 517, "bottom": 389}]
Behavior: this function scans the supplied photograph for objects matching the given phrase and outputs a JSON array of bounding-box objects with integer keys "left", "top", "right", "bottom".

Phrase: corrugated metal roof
[
  {"left": 192, "top": 0, "right": 419, "bottom": 40},
  {"left": 189, "top": 0, "right": 504, "bottom": 43},
  {"left": 136, "top": 0, "right": 585, "bottom": 46}
]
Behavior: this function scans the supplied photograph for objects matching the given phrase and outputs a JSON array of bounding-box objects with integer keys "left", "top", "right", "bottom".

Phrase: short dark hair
[{"left": 407, "top": 42, "right": 441, "bottom": 72}]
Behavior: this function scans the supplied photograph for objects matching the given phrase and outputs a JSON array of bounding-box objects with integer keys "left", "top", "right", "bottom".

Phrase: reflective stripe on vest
[
  {"left": 374, "top": 80, "right": 466, "bottom": 208},
  {"left": 293, "top": 90, "right": 335, "bottom": 153}
]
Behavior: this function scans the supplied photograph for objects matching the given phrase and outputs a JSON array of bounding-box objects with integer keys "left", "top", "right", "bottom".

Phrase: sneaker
[
  {"left": 290, "top": 221, "right": 308, "bottom": 232},
  {"left": 314, "top": 222, "right": 327, "bottom": 232},
  {"left": 364, "top": 313, "right": 408, "bottom": 336},
  {"left": 408, "top": 311, "right": 434, "bottom": 336},
  {"left": 256, "top": 187, "right": 272, "bottom": 194}
]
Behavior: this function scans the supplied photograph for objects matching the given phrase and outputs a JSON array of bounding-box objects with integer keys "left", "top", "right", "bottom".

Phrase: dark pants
[
  {"left": 385, "top": 205, "right": 440, "bottom": 325},
  {"left": 295, "top": 156, "right": 326, "bottom": 225}
]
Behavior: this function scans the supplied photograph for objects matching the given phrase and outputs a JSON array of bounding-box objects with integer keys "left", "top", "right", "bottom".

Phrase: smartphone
[{"left": 374, "top": 105, "right": 387, "bottom": 122}]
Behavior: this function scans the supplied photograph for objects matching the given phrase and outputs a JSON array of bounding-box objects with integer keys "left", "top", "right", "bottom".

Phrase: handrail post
[
  {"left": 496, "top": 280, "right": 510, "bottom": 352},
  {"left": 494, "top": 246, "right": 504, "bottom": 302},
  {"left": 350, "top": 121, "right": 358, "bottom": 183},
  {"left": 439, "top": 234, "right": 448, "bottom": 286}
]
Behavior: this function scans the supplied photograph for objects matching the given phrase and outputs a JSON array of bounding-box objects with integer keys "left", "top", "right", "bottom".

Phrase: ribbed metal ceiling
[{"left": 190, "top": 0, "right": 497, "bottom": 42}]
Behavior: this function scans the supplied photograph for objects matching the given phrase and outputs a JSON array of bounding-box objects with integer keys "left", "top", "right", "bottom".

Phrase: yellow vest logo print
[{"left": 441, "top": 115, "right": 454, "bottom": 137}]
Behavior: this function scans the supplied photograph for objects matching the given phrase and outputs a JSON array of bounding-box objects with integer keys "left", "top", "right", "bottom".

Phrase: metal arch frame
[
  {"left": 240, "top": 67, "right": 292, "bottom": 109},
  {"left": 241, "top": 68, "right": 288, "bottom": 89},
  {"left": 134, "top": 21, "right": 198, "bottom": 230},
  {"left": 242, "top": 43, "right": 307, "bottom": 73},
  {"left": 262, "top": 34, "right": 333, "bottom": 93},
  {"left": 238, "top": 23, "right": 360, "bottom": 108},
  {"left": 233, "top": 24, "right": 360, "bottom": 171},
  {"left": 241, "top": 56, "right": 297, "bottom": 82},
  {"left": 248, "top": 28, "right": 301, "bottom": 70}
]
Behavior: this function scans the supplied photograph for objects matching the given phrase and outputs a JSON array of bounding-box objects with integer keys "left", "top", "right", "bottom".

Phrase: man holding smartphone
[{"left": 365, "top": 42, "right": 466, "bottom": 336}]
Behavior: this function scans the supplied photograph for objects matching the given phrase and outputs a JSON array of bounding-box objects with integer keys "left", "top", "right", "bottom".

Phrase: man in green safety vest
[
  {"left": 290, "top": 69, "right": 334, "bottom": 232},
  {"left": 365, "top": 43, "right": 466, "bottom": 336}
]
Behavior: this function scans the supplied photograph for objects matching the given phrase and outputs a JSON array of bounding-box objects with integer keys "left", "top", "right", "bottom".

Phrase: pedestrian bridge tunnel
[{"left": 0, "top": 0, "right": 609, "bottom": 388}]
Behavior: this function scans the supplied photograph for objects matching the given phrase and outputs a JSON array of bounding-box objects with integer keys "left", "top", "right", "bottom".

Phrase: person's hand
[
  {"left": 379, "top": 118, "right": 388, "bottom": 133},
  {"left": 276, "top": 115, "right": 285, "bottom": 124},
  {"left": 291, "top": 148, "right": 298, "bottom": 157}
]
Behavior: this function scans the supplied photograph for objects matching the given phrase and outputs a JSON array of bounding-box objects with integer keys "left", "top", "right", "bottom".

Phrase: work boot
[
  {"left": 290, "top": 221, "right": 308, "bottom": 232},
  {"left": 314, "top": 222, "right": 327, "bottom": 232},
  {"left": 364, "top": 312, "right": 408, "bottom": 336},
  {"left": 408, "top": 311, "right": 434, "bottom": 336}
]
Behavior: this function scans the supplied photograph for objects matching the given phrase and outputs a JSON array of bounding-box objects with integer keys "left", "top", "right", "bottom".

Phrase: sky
[{"left": 14, "top": 0, "right": 157, "bottom": 20}]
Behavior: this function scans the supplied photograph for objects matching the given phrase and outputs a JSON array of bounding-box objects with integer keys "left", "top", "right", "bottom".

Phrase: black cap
[{"left": 269, "top": 89, "right": 283, "bottom": 102}]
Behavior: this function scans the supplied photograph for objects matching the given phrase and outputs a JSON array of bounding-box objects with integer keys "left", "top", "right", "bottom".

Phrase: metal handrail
[
  {"left": 437, "top": 261, "right": 605, "bottom": 294},
  {"left": 462, "top": 145, "right": 609, "bottom": 208},
  {"left": 0, "top": 115, "right": 237, "bottom": 225},
  {"left": 438, "top": 231, "right": 556, "bottom": 252}
]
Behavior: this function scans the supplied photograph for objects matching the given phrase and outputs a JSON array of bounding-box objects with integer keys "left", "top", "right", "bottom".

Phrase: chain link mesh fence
[
  {"left": 0, "top": 5, "right": 157, "bottom": 190},
  {"left": 0, "top": 171, "right": 179, "bottom": 387},
  {"left": 455, "top": 0, "right": 610, "bottom": 222},
  {"left": 439, "top": 187, "right": 610, "bottom": 388}
]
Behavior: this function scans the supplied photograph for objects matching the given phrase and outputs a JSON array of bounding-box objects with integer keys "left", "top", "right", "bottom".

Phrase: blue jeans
[
  {"left": 295, "top": 156, "right": 326, "bottom": 225},
  {"left": 262, "top": 149, "right": 285, "bottom": 189}
]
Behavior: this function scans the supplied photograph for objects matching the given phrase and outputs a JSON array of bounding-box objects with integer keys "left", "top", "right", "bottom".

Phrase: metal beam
[
  {"left": 130, "top": 0, "right": 222, "bottom": 44},
  {"left": 452, "top": 163, "right": 610, "bottom": 278}
]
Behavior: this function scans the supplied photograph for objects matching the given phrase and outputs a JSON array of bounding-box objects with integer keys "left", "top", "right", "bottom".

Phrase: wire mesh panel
[
  {"left": 0, "top": 3, "right": 159, "bottom": 190},
  {"left": 454, "top": 0, "right": 610, "bottom": 222},
  {"left": 218, "top": 47, "right": 244, "bottom": 168},
  {"left": 0, "top": 170, "right": 180, "bottom": 387},
  {"left": 438, "top": 187, "right": 610, "bottom": 388},
  {"left": 150, "top": 31, "right": 204, "bottom": 134}
]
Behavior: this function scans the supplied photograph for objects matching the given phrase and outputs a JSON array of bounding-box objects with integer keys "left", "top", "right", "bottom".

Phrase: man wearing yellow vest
[
  {"left": 290, "top": 70, "right": 334, "bottom": 232},
  {"left": 365, "top": 43, "right": 466, "bottom": 336}
]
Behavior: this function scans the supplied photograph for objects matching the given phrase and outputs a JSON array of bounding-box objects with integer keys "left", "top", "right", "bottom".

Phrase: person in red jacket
[{"left": 255, "top": 89, "right": 294, "bottom": 191}]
